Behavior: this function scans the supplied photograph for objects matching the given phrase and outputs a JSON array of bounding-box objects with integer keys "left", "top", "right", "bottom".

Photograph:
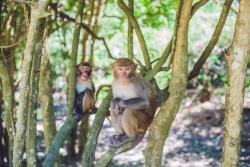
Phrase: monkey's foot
[{"left": 110, "top": 134, "right": 129, "bottom": 147}]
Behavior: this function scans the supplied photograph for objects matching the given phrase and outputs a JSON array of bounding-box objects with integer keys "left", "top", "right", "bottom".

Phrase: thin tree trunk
[
  {"left": 144, "top": 0, "right": 192, "bottom": 166},
  {"left": 127, "top": 0, "right": 134, "bottom": 60},
  {"left": 222, "top": 0, "right": 250, "bottom": 166},
  {"left": 12, "top": 0, "right": 51, "bottom": 166},
  {"left": 0, "top": 52, "right": 15, "bottom": 166},
  {"left": 78, "top": 117, "right": 89, "bottom": 155},
  {"left": 38, "top": 38, "right": 58, "bottom": 167},
  {"left": 81, "top": 0, "right": 94, "bottom": 61},
  {"left": 66, "top": 0, "right": 85, "bottom": 158},
  {"left": 25, "top": 22, "right": 46, "bottom": 167},
  {"left": 89, "top": 0, "right": 104, "bottom": 64}
]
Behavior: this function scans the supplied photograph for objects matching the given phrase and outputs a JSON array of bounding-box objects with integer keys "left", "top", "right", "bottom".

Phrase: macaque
[
  {"left": 109, "top": 58, "right": 156, "bottom": 147},
  {"left": 73, "top": 62, "right": 95, "bottom": 121}
]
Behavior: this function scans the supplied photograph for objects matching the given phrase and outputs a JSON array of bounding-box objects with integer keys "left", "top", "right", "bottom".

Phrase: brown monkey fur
[{"left": 109, "top": 58, "right": 156, "bottom": 147}]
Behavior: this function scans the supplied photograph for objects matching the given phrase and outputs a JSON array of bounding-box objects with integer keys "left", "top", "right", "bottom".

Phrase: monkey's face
[
  {"left": 78, "top": 65, "right": 91, "bottom": 81},
  {"left": 115, "top": 65, "right": 134, "bottom": 84},
  {"left": 112, "top": 58, "right": 137, "bottom": 84}
]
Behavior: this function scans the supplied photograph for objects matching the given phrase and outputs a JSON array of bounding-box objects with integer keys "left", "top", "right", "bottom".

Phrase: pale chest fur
[
  {"left": 76, "top": 79, "right": 93, "bottom": 93},
  {"left": 112, "top": 80, "right": 138, "bottom": 100}
]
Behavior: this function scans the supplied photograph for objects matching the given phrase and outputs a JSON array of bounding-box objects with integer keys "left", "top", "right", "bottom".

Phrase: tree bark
[
  {"left": 38, "top": 39, "right": 58, "bottom": 167},
  {"left": 144, "top": 0, "right": 192, "bottom": 166},
  {"left": 13, "top": 0, "right": 51, "bottom": 166},
  {"left": 0, "top": 53, "right": 15, "bottom": 166},
  {"left": 25, "top": 18, "right": 47, "bottom": 167},
  {"left": 222, "top": 0, "right": 250, "bottom": 166}
]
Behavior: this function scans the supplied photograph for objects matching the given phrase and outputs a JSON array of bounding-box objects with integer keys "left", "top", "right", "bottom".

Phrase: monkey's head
[
  {"left": 112, "top": 58, "right": 137, "bottom": 83},
  {"left": 77, "top": 62, "right": 92, "bottom": 81}
]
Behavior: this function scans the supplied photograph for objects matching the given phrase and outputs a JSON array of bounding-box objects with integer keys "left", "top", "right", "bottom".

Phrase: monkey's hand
[{"left": 110, "top": 97, "right": 124, "bottom": 114}]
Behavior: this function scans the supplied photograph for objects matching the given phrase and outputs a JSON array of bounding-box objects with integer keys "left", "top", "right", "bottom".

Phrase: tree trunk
[
  {"left": 0, "top": 52, "right": 15, "bottom": 165},
  {"left": 144, "top": 0, "right": 192, "bottom": 166},
  {"left": 222, "top": 0, "right": 250, "bottom": 166},
  {"left": 89, "top": 0, "right": 104, "bottom": 64},
  {"left": 81, "top": 0, "right": 94, "bottom": 61},
  {"left": 66, "top": 0, "right": 85, "bottom": 158},
  {"left": 38, "top": 39, "right": 58, "bottom": 167},
  {"left": 12, "top": 0, "right": 51, "bottom": 166},
  {"left": 78, "top": 117, "right": 89, "bottom": 156}
]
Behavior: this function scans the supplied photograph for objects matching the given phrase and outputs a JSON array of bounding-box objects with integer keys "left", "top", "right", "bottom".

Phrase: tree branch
[
  {"left": 145, "top": 0, "right": 209, "bottom": 81},
  {"left": 188, "top": 0, "right": 233, "bottom": 80},
  {"left": 82, "top": 92, "right": 113, "bottom": 167},
  {"left": 49, "top": 3, "right": 116, "bottom": 60},
  {"left": 118, "top": 0, "right": 151, "bottom": 70}
]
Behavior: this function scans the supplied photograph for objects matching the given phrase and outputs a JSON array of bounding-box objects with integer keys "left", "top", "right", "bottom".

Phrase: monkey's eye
[
  {"left": 125, "top": 67, "right": 130, "bottom": 71},
  {"left": 118, "top": 67, "right": 123, "bottom": 72}
]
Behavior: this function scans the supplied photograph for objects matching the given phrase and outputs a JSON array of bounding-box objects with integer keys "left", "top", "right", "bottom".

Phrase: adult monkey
[
  {"left": 73, "top": 62, "right": 95, "bottom": 121},
  {"left": 109, "top": 58, "right": 157, "bottom": 147}
]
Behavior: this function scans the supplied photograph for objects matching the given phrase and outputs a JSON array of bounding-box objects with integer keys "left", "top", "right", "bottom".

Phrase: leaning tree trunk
[
  {"left": 144, "top": 0, "right": 192, "bottom": 166},
  {"left": 222, "top": 0, "right": 250, "bottom": 166},
  {"left": 38, "top": 38, "right": 58, "bottom": 167},
  {"left": 82, "top": 92, "right": 112, "bottom": 167},
  {"left": 13, "top": 1, "right": 51, "bottom": 166}
]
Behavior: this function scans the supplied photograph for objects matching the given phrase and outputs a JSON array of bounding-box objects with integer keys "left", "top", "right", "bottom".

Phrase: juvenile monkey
[
  {"left": 73, "top": 62, "right": 95, "bottom": 121},
  {"left": 109, "top": 58, "right": 156, "bottom": 147}
]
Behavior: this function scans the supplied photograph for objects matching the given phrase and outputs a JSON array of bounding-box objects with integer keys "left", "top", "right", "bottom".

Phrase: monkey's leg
[
  {"left": 122, "top": 109, "right": 139, "bottom": 138},
  {"left": 81, "top": 91, "right": 94, "bottom": 112},
  {"left": 110, "top": 109, "right": 124, "bottom": 133},
  {"left": 73, "top": 91, "right": 94, "bottom": 121},
  {"left": 110, "top": 109, "right": 128, "bottom": 147}
]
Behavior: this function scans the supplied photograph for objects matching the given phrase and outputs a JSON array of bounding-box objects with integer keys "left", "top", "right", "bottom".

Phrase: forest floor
[{"left": 37, "top": 89, "right": 250, "bottom": 167}]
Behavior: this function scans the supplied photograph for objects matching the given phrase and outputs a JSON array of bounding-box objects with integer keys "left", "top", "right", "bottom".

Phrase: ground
[{"left": 37, "top": 89, "right": 250, "bottom": 167}]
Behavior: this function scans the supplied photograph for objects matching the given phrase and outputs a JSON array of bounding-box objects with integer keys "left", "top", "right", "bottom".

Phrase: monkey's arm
[{"left": 120, "top": 97, "right": 149, "bottom": 110}]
